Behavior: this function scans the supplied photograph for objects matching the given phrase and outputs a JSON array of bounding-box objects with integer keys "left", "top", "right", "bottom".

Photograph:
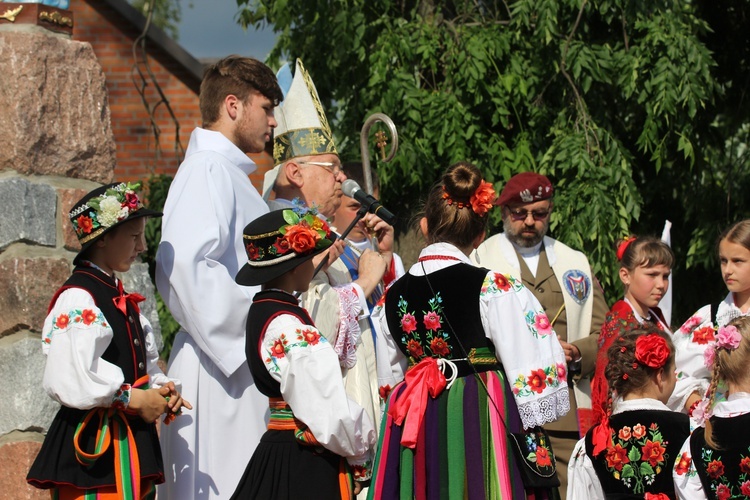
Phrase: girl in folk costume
[
  {"left": 671, "top": 221, "right": 750, "bottom": 416},
  {"left": 230, "top": 208, "right": 376, "bottom": 500},
  {"left": 369, "top": 162, "right": 570, "bottom": 500},
  {"left": 569, "top": 328, "right": 689, "bottom": 500},
  {"left": 672, "top": 316, "right": 750, "bottom": 500},
  {"left": 590, "top": 236, "right": 673, "bottom": 426},
  {"left": 26, "top": 183, "right": 191, "bottom": 500}
]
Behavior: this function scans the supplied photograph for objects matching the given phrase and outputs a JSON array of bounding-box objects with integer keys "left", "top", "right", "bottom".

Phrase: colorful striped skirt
[{"left": 368, "top": 368, "right": 559, "bottom": 500}]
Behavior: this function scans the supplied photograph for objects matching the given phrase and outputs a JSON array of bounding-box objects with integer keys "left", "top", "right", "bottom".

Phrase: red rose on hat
[
  {"left": 284, "top": 224, "right": 320, "bottom": 254},
  {"left": 495, "top": 172, "right": 553, "bottom": 206}
]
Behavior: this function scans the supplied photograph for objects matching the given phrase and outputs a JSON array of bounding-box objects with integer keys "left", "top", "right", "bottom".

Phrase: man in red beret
[{"left": 472, "top": 172, "right": 608, "bottom": 499}]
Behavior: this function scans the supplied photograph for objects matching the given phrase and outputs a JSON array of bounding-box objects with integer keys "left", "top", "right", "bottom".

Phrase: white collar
[
  {"left": 185, "top": 127, "right": 258, "bottom": 175},
  {"left": 499, "top": 233, "right": 557, "bottom": 270},
  {"left": 712, "top": 393, "right": 750, "bottom": 418},
  {"left": 612, "top": 397, "right": 670, "bottom": 415}
]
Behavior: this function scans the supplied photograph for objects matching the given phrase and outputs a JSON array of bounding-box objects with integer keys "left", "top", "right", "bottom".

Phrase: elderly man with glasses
[{"left": 472, "top": 172, "right": 608, "bottom": 500}]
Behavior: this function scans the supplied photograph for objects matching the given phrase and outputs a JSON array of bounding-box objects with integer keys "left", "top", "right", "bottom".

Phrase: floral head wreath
[
  {"left": 616, "top": 235, "right": 637, "bottom": 261},
  {"left": 235, "top": 205, "right": 333, "bottom": 286},
  {"left": 70, "top": 182, "right": 146, "bottom": 244},
  {"left": 442, "top": 180, "right": 497, "bottom": 217}
]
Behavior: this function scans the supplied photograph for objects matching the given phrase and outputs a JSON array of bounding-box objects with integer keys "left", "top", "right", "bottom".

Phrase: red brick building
[{"left": 71, "top": 0, "right": 273, "bottom": 189}]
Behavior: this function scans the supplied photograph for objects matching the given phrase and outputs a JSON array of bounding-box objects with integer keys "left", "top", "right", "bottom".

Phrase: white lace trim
[
  {"left": 516, "top": 386, "right": 571, "bottom": 430},
  {"left": 332, "top": 285, "right": 361, "bottom": 369}
]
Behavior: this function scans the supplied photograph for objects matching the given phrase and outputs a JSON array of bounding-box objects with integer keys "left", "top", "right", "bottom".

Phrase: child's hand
[
  {"left": 160, "top": 381, "right": 193, "bottom": 425},
  {"left": 129, "top": 388, "right": 169, "bottom": 423}
]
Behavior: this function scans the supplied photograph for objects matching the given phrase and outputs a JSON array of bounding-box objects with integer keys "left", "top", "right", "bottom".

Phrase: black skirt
[
  {"left": 27, "top": 405, "right": 164, "bottom": 490},
  {"left": 231, "top": 430, "right": 346, "bottom": 500}
]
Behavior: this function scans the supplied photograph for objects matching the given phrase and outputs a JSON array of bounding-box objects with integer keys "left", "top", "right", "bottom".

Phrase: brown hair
[
  {"left": 199, "top": 55, "right": 283, "bottom": 127},
  {"left": 718, "top": 220, "right": 750, "bottom": 254},
  {"left": 605, "top": 326, "right": 675, "bottom": 399},
  {"left": 419, "top": 162, "right": 490, "bottom": 248},
  {"left": 704, "top": 316, "right": 750, "bottom": 448},
  {"left": 619, "top": 236, "right": 674, "bottom": 272}
]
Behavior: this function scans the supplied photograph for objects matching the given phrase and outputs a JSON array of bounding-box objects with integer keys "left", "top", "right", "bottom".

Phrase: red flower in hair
[
  {"left": 469, "top": 180, "right": 496, "bottom": 217},
  {"left": 616, "top": 235, "right": 636, "bottom": 261},
  {"left": 635, "top": 334, "right": 670, "bottom": 369}
]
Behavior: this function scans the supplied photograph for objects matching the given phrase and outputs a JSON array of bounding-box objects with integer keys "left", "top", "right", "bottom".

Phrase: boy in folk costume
[
  {"left": 27, "top": 183, "right": 190, "bottom": 499},
  {"left": 262, "top": 59, "right": 393, "bottom": 470},
  {"left": 230, "top": 208, "right": 376, "bottom": 499}
]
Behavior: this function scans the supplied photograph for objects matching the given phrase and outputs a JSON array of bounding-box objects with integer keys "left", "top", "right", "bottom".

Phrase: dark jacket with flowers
[
  {"left": 585, "top": 409, "right": 689, "bottom": 499},
  {"left": 383, "top": 263, "right": 498, "bottom": 376},
  {"left": 689, "top": 412, "right": 750, "bottom": 500}
]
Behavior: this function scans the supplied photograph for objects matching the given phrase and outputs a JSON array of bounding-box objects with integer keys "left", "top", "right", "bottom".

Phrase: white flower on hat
[{"left": 98, "top": 196, "right": 123, "bottom": 227}]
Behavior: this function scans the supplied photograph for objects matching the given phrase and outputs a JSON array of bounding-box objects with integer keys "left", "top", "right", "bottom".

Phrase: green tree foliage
[
  {"left": 237, "top": 0, "right": 750, "bottom": 322},
  {"left": 131, "top": 0, "right": 182, "bottom": 40}
]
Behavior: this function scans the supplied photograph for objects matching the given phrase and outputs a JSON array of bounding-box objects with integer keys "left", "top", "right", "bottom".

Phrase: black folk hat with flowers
[
  {"left": 235, "top": 207, "right": 333, "bottom": 286},
  {"left": 69, "top": 182, "right": 162, "bottom": 264}
]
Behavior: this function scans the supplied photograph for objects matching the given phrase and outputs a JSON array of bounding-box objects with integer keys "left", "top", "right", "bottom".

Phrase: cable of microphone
[{"left": 341, "top": 179, "right": 397, "bottom": 225}]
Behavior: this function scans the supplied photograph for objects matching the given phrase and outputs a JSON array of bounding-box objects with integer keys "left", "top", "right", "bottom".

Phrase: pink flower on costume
[
  {"left": 618, "top": 426, "right": 632, "bottom": 441},
  {"left": 679, "top": 316, "right": 702, "bottom": 334},
  {"left": 704, "top": 345, "right": 716, "bottom": 368},
  {"left": 740, "top": 481, "right": 750, "bottom": 497},
  {"left": 401, "top": 313, "right": 417, "bottom": 333},
  {"left": 556, "top": 363, "right": 567, "bottom": 382},
  {"left": 423, "top": 311, "right": 441, "bottom": 331},
  {"left": 716, "top": 325, "right": 742, "bottom": 350},
  {"left": 534, "top": 314, "right": 552, "bottom": 336},
  {"left": 716, "top": 483, "right": 730, "bottom": 500}
]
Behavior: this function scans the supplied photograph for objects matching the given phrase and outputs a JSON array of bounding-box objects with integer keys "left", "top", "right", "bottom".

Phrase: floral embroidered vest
[
  {"left": 689, "top": 412, "right": 750, "bottom": 500},
  {"left": 585, "top": 409, "right": 689, "bottom": 498},
  {"left": 245, "top": 290, "right": 315, "bottom": 397},
  {"left": 383, "top": 263, "right": 498, "bottom": 377},
  {"left": 51, "top": 266, "right": 149, "bottom": 384}
]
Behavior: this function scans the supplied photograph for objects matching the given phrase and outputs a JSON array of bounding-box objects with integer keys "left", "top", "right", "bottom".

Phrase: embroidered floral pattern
[
  {"left": 512, "top": 364, "right": 565, "bottom": 398},
  {"left": 351, "top": 459, "right": 373, "bottom": 481},
  {"left": 516, "top": 429, "right": 556, "bottom": 473},
  {"left": 524, "top": 310, "right": 553, "bottom": 338},
  {"left": 43, "top": 308, "right": 109, "bottom": 345},
  {"left": 480, "top": 272, "right": 523, "bottom": 296},
  {"left": 264, "top": 328, "right": 328, "bottom": 373},
  {"left": 697, "top": 446, "right": 750, "bottom": 499},
  {"left": 692, "top": 325, "right": 717, "bottom": 345},
  {"left": 603, "top": 421, "right": 669, "bottom": 493},
  {"left": 397, "top": 294, "right": 452, "bottom": 363},
  {"left": 112, "top": 383, "right": 132, "bottom": 409},
  {"left": 674, "top": 451, "right": 697, "bottom": 477}
]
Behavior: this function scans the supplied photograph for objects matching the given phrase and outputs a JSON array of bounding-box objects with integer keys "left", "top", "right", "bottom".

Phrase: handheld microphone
[{"left": 341, "top": 179, "right": 397, "bottom": 225}]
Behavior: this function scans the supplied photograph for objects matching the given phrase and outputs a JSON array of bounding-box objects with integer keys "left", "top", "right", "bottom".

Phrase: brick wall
[{"left": 71, "top": 0, "right": 272, "bottom": 191}]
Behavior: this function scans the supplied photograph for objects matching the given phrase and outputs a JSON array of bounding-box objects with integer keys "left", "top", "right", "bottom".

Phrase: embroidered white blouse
[
  {"left": 41, "top": 284, "right": 177, "bottom": 410},
  {"left": 373, "top": 242, "right": 570, "bottom": 430},
  {"left": 259, "top": 310, "right": 377, "bottom": 466}
]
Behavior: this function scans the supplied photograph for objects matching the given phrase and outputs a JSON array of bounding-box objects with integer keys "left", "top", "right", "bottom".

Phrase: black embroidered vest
[
  {"left": 584, "top": 409, "right": 689, "bottom": 499},
  {"left": 245, "top": 290, "right": 315, "bottom": 397},
  {"left": 690, "top": 412, "right": 750, "bottom": 500},
  {"left": 383, "top": 263, "right": 498, "bottom": 377},
  {"left": 56, "top": 266, "right": 149, "bottom": 383}
]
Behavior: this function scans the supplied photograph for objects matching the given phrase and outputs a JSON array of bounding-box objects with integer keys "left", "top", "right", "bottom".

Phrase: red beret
[{"left": 495, "top": 172, "right": 554, "bottom": 206}]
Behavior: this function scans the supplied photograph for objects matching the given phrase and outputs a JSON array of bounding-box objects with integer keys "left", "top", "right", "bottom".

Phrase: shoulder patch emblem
[{"left": 562, "top": 269, "right": 590, "bottom": 305}]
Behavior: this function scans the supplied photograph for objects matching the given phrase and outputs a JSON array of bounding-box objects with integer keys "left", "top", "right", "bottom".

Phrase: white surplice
[{"left": 156, "top": 128, "right": 269, "bottom": 500}]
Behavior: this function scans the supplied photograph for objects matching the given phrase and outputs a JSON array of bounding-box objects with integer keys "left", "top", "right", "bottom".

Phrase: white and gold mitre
[{"left": 272, "top": 58, "right": 337, "bottom": 166}]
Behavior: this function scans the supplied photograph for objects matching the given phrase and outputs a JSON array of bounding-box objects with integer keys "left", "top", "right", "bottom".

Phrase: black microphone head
[{"left": 342, "top": 179, "right": 361, "bottom": 198}]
